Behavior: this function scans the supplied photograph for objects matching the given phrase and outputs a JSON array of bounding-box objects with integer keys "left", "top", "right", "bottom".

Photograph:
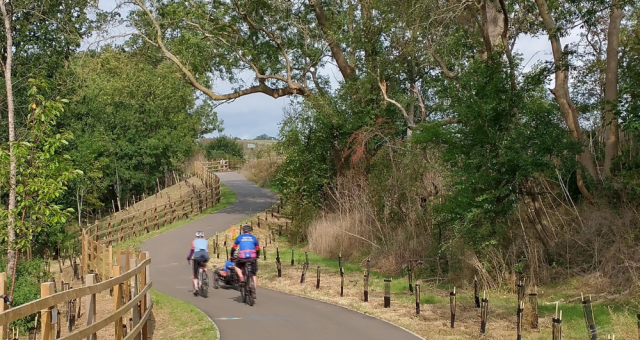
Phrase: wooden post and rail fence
[{"left": 0, "top": 162, "right": 224, "bottom": 340}]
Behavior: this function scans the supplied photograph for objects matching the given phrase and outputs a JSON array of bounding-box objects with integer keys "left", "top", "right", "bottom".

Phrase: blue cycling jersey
[
  {"left": 233, "top": 233, "right": 260, "bottom": 259},
  {"left": 224, "top": 260, "right": 234, "bottom": 272}
]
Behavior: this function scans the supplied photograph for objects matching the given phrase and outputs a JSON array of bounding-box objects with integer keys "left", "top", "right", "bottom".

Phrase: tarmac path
[{"left": 140, "top": 172, "right": 423, "bottom": 340}]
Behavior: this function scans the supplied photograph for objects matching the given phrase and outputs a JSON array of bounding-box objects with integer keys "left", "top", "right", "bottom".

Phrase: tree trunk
[
  {"left": 1, "top": 0, "right": 18, "bottom": 299},
  {"left": 603, "top": 0, "right": 624, "bottom": 177},
  {"left": 534, "top": 0, "right": 598, "bottom": 202}
]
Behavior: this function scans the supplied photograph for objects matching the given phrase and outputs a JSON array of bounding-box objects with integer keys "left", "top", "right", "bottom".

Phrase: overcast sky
[{"left": 92, "top": 0, "right": 581, "bottom": 140}]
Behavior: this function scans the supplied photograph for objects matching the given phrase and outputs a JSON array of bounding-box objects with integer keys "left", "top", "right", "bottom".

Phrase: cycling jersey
[
  {"left": 189, "top": 238, "right": 210, "bottom": 262},
  {"left": 232, "top": 233, "right": 260, "bottom": 259},
  {"left": 192, "top": 238, "right": 208, "bottom": 251},
  {"left": 223, "top": 260, "right": 234, "bottom": 272}
]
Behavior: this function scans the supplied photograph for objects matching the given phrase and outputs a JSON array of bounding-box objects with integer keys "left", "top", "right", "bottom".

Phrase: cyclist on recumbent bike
[
  {"left": 230, "top": 224, "right": 259, "bottom": 298},
  {"left": 187, "top": 231, "right": 210, "bottom": 296}
]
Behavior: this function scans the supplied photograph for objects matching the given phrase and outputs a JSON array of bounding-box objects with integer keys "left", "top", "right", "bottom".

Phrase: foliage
[
  {"left": 0, "top": 258, "right": 50, "bottom": 331},
  {"left": 60, "top": 49, "right": 221, "bottom": 208},
  {"left": 0, "top": 0, "right": 100, "bottom": 142},
  {"left": 0, "top": 79, "right": 81, "bottom": 252},
  {"left": 203, "top": 135, "right": 245, "bottom": 159},
  {"left": 254, "top": 134, "right": 277, "bottom": 140},
  {"left": 412, "top": 57, "right": 581, "bottom": 250}
]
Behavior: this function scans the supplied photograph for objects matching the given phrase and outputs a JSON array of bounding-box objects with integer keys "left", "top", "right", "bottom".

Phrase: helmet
[
  {"left": 195, "top": 231, "right": 204, "bottom": 238},
  {"left": 241, "top": 224, "right": 252, "bottom": 233}
]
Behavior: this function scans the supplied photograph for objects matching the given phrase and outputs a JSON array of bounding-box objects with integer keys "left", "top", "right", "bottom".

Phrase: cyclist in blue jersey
[
  {"left": 187, "top": 231, "right": 210, "bottom": 295},
  {"left": 230, "top": 224, "right": 260, "bottom": 297}
]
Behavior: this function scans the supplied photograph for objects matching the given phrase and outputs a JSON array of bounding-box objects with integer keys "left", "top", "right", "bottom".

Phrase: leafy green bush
[
  {"left": 0, "top": 258, "right": 50, "bottom": 332},
  {"left": 204, "top": 135, "right": 244, "bottom": 159}
]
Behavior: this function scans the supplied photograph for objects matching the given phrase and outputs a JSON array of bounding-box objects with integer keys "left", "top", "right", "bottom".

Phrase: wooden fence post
[
  {"left": 125, "top": 247, "right": 131, "bottom": 301},
  {"left": 41, "top": 282, "right": 55, "bottom": 340},
  {"left": 82, "top": 230, "right": 87, "bottom": 280},
  {"left": 113, "top": 266, "right": 123, "bottom": 340},
  {"left": 139, "top": 252, "right": 149, "bottom": 340},
  {"left": 109, "top": 246, "right": 113, "bottom": 278},
  {"left": 0, "top": 272, "right": 6, "bottom": 340},
  {"left": 129, "top": 258, "right": 140, "bottom": 340},
  {"left": 85, "top": 274, "right": 97, "bottom": 340}
]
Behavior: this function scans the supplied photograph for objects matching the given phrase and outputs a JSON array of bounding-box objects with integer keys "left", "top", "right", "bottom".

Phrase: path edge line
[{"left": 261, "top": 286, "right": 427, "bottom": 340}]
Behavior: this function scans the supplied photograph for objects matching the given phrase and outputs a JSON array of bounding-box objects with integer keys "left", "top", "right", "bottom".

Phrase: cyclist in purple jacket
[{"left": 230, "top": 224, "right": 260, "bottom": 297}]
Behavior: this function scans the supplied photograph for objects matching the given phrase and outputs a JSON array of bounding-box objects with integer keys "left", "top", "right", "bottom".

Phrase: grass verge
[
  {"left": 150, "top": 289, "right": 218, "bottom": 340},
  {"left": 121, "top": 183, "right": 236, "bottom": 250},
  {"left": 208, "top": 212, "right": 639, "bottom": 340}
]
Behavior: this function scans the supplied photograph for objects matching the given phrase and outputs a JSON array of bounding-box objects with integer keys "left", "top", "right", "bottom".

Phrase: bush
[
  {"left": 204, "top": 135, "right": 244, "bottom": 159},
  {"left": 0, "top": 258, "right": 50, "bottom": 331}
]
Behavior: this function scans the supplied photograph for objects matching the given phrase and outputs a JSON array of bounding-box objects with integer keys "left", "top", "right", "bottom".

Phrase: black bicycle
[
  {"left": 240, "top": 261, "right": 256, "bottom": 306},
  {"left": 190, "top": 259, "right": 209, "bottom": 298}
]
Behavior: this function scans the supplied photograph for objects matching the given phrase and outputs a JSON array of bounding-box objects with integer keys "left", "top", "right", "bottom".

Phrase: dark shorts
[
  {"left": 192, "top": 259, "right": 208, "bottom": 278},
  {"left": 235, "top": 258, "right": 258, "bottom": 274}
]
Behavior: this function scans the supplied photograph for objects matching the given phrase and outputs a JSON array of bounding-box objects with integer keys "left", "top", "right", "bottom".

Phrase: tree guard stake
[
  {"left": 529, "top": 286, "right": 539, "bottom": 330},
  {"left": 415, "top": 283, "right": 421, "bottom": 315},
  {"left": 516, "top": 300, "right": 524, "bottom": 340},
  {"left": 408, "top": 261, "right": 413, "bottom": 294},
  {"left": 582, "top": 293, "right": 598, "bottom": 340},
  {"left": 517, "top": 278, "right": 526, "bottom": 305},
  {"left": 480, "top": 291, "right": 489, "bottom": 334},
  {"left": 339, "top": 253, "right": 344, "bottom": 297},
  {"left": 450, "top": 287, "right": 456, "bottom": 328},
  {"left": 291, "top": 249, "right": 294, "bottom": 266},
  {"left": 364, "top": 259, "right": 370, "bottom": 302},
  {"left": 276, "top": 247, "right": 282, "bottom": 277},
  {"left": 316, "top": 266, "right": 320, "bottom": 289},
  {"left": 384, "top": 279, "right": 391, "bottom": 308},
  {"left": 553, "top": 303, "right": 563, "bottom": 340},
  {"left": 474, "top": 276, "right": 480, "bottom": 308}
]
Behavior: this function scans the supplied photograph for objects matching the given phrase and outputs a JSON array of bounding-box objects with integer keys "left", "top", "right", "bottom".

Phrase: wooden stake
[
  {"left": 41, "top": 282, "right": 55, "bottom": 340},
  {"left": 85, "top": 274, "right": 97, "bottom": 340},
  {"left": 113, "top": 266, "right": 123, "bottom": 340}
]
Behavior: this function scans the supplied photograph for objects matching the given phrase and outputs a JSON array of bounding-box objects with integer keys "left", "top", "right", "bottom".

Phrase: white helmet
[{"left": 195, "top": 231, "right": 204, "bottom": 238}]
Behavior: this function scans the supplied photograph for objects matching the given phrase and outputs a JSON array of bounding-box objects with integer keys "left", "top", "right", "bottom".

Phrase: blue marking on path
[
  {"left": 214, "top": 317, "right": 242, "bottom": 320},
  {"left": 247, "top": 315, "right": 293, "bottom": 321}
]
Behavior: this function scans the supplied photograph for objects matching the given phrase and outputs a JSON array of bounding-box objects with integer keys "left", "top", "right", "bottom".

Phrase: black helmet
[{"left": 242, "top": 224, "right": 252, "bottom": 233}]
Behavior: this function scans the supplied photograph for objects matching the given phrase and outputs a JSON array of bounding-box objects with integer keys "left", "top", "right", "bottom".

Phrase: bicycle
[
  {"left": 239, "top": 261, "right": 256, "bottom": 306},
  {"left": 190, "top": 259, "right": 209, "bottom": 298}
]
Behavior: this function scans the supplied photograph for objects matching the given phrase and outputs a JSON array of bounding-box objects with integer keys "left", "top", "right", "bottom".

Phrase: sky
[{"left": 91, "top": 0, "right": 581, "bottom": 140}]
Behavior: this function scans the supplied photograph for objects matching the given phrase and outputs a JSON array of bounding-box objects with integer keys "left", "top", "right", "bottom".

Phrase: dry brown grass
[
  {"left": 207, "top": 208, "right": 639, "bottom": 340},
  {"left": 239, "top": 155, "right": 281, "bottom": 188}
]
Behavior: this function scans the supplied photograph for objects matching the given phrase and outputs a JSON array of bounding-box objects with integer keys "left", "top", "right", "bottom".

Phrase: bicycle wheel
[
  {"left": 213, "top": 271, "right": 219, "bottom": 289},
  {"left": 199, "top": 269, "right": 208, "bottom": 298},
  {"left": 246, "top": 274, "right": 255, "bottom": 306}
]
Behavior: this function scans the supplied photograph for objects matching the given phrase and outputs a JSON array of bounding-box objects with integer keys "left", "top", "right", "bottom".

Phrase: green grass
[
  {"left": 121, "top": 184, "right": 236, "bottom": 250},
  {"left": 150, "top": 289, "right": 217, "bottom": 340}
]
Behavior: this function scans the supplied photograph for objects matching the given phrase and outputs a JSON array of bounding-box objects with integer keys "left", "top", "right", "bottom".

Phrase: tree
[
  {"left": 0, "top": 80, "right": 81, "bottom": 301},
  {"left": 62, "top": 49, "right": 218, "bottom": 206},
  {"left": 254, "top": 134, "right": 277, "bottom": 140},
  {"left": 204, "top": 136, "right": 245, "bottom": 159},
  {"left": 0, "top": 0, "right": 17, "bottom": 296}
]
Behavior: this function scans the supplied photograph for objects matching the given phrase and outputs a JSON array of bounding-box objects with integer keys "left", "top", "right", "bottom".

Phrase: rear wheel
[
  {"left": 199, "top": 269, "right": 208, "bottom": 298},
  {"left": 246, "top": 275, "right": 255, "bottom": 306},
  {"left": 213, "top": 271, "right": 220, "bottom": 289}
]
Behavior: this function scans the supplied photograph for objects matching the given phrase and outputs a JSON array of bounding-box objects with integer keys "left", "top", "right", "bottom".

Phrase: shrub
[{"left": 203, "top": 135, "right": 244, "bottom": 159}]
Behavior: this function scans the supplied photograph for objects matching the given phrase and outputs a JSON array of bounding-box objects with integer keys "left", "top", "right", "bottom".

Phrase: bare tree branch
[
  {"left": 378, "top": 79, "right": 414, "bottom": 128},
  {"left": 132, "top": 0, "right": 308, "bottom": 100}
]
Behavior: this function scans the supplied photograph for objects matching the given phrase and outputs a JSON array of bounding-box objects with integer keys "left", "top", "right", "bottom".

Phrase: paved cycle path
[{"left": 141, "top": 172, "right": 423, "bottom": 340}]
